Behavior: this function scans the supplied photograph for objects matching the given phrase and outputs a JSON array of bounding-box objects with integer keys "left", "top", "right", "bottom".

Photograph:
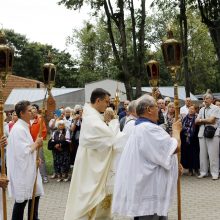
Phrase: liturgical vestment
[
  {"left": 64, "top": 104, "right": 125, "bottom": 220},
  {"left": 7, "top": 119, "right": 44, "bottom": 203}
]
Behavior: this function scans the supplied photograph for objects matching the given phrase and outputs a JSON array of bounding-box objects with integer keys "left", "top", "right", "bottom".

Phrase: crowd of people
[{"left": 0, "top": 88, "right": 220, "bottom": 220}]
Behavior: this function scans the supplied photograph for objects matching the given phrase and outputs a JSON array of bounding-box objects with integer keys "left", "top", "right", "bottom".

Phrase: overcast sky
[{"left": 1, "top": 0, "right": 152, "bottom": 55}]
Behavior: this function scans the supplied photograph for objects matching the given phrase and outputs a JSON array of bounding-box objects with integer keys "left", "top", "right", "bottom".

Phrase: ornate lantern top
[
  {"left": 146, "top": 59, "right": 160, "bottom": 88},
  {"left": 43, "top": 51, "right": 56, "bottom": 90},
  {"left": 0, "top": 29, "right": 14, "bottom": 87},
  {"left": 161, "top": 29, "right": 182, "bottom": 69}
]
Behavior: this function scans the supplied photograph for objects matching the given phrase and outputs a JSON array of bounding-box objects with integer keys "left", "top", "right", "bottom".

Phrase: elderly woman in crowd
[
  {"left": 48, "top": 120, "right": 71, "bottom": 182},
  {"left": 181, "top": 105, "right": 200, "bottom": 176}
]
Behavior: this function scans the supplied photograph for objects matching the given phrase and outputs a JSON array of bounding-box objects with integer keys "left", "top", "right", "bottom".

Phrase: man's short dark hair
[
  {"left": 90, "top": 88, "right": 111, "bottom": 104},
  {"left": 15, "top": 100, "right": 31, "bottom": 118},
  {"left": 32, "top": 104, "right": 39, "bottom": 111}
]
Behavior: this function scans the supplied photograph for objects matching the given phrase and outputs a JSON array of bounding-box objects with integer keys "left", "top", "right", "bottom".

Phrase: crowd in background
[{"left": 2, "top": 91, "right": 220, "bottom": 184}]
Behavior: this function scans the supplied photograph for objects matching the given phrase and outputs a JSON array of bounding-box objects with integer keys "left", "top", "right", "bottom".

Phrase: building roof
[
  {"left": 85, "top": 79, "right": 127, "bottom": 102},
  {"left": 141, "top": 86, "right": 198, "bottom": 101},
  {"left": 5, "top": 88, "right": 83, "bottom": 110}
]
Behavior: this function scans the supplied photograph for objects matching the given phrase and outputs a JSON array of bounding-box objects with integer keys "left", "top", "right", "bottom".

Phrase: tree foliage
[{"left": 4, "top": 29, "right": 79, "bottom": 88}]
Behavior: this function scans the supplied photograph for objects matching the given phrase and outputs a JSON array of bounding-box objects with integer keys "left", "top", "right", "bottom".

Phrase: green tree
[
  {"left": 198, "top": 0, "right": 220, "bottom": 69},
  {"left": 4, "top": 29, "right": 79, "bottom": 87},
  {"left": 59, "top": 0, "right": 149, "bottom": 100}
]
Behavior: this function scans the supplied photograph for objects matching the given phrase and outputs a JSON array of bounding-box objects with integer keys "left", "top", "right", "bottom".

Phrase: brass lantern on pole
[
  {"left": 43, "top": 51, "right": 56, "bottom": 93},
  {"left": 161, "top": 28, "right": 182, "bottom": 220},
  {"left": 0, "top": 29, "right": 14, "bottom": 220},
  {"left": 146, "top": 59, "right": 160, "bottom": 100},
  {"left": 30, "top": 51, "right": 56, "bottom": 220},
  {"left": 114, "top": 83, "right": 120, "bottom": 114}
]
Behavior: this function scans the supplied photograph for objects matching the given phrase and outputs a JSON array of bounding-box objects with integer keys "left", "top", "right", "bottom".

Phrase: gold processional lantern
[
  {"left": 0, "top": 29, "right": 14, "bottom": 220},
  {"left": 31, "top": 52, "right": 57, "bottom": 220},
  {"left": 114, "top": 85, "right": 120, "bottom": 114},
  {"left": 161, "top": 29, "right": 182, "bottom": 80},
  {"left": 0, "top": 30, "right": 14, "bottom": 87},
  {"left": 146, "top": 59, "right": 160, "bottom": 88},
  {"left": 146, "top": 59, "right": 160, "bottom": 100},
  {"left": 161, "top": 28, "right": 182, "bottom": 220},
  {"left": 43, "top": 52, "right": 56, "bottom": 92}
]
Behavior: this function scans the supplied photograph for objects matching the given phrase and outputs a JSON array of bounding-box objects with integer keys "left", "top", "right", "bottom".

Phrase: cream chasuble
[{"left": 64, "top": 104, "right": 125, "bottom": 220}]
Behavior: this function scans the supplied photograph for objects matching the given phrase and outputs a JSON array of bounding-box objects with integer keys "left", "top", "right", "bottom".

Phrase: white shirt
[
  {"left": 7, "top": 119, "right": 44, "bottom": 202},
  {"left": 123, "top": 115, "right": 136, "bottom": 137},
  {"left": 112, "top": 121, "right": 178, "bottom": 217},
  {"left": 180, "top": 105, "right": 189, "bottom": 116},
  {"left": 198, "top": 104, "right": 220, "bottom": 137}
]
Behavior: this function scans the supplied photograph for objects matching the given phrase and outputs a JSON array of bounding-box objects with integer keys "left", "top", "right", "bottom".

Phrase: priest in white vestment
[
  {"left": 64, "top": 88, "right": 125, "bottom": 220},
  {"left": 112, "top": 94, "right": 182, "bottom": 220},
  {"left": 7, "top": 100, "right": 44, "bottom": 220}
]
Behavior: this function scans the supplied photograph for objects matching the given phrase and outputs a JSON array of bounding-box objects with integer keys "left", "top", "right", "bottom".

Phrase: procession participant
[
  {"left": 180, "top": 105, "right": 200, "bottom": 176},
  {"left": 48, "top": 120, "right": 71, "bottom": 182},
  {"left": 195, "top": 93, "right": 220, "bottom": 180},
  {"left": 8, "top": 111, "right": 18, "bottom": 132},
  {"left": 7, "top": 100, "right": 44, "bottom": 220},
  {"left": 112, "top": 94, "right": 182, "bottom": 220},
  {"left": 122, "top": 100, "right": 137, "bottom": 136},
  {"left": 70, "top": 105, "right": 83, "bottom": 166},
  {"left": 64, "top": 88, "right": 125, "bottom": 220},
  {"left": 30, "top": 104, "right": 48, "bottom": 183},
  {"left": 180, "top": 97, "right": 192, "bottom": 117}
]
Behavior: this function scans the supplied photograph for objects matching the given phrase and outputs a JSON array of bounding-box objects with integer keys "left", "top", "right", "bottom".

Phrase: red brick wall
[{"left": 1, "top": 75, "right": 44, "bottom": 101}]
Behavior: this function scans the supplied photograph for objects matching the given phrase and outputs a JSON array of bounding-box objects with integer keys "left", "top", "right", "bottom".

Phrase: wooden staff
[
  {"left": 0, "top": 90, "right": 7, "bottom": 220},
  {"left": 30, "top": 94, "right": 46, "bottom": 220},
  {"left": 173, "top": 80, "right": 182, "bottom": 220}
]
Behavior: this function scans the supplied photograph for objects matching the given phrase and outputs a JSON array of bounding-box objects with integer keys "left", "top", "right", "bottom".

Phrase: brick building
[{"left": 2, "top": 74, "right": 44, "bottom": 101}]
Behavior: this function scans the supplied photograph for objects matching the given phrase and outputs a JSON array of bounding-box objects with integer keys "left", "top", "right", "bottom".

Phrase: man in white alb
[
  {"left": 112, "top": 94, "right": 182, "bottom": 220},
  {"left": 7, "top": 100, "right": 44, "bottom": 220}
]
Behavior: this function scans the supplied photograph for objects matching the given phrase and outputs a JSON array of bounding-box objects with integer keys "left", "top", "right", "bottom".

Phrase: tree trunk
[
  {"left": 209, "top": 24, "right": 220, "bottom": 69},
  {"left": 136, "top": 0, "right": 146, "bottom": 98},
  {"left": 198, "top": 0, "right": 220, "bottom": 69},
  {"left": 104, "top": 0, "right": 133, "bottom": 100},
  {"left": 180, "top": 0, "right": 191, "bottom": 97}
]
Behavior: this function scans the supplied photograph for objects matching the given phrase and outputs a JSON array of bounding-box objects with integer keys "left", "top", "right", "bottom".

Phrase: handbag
[
  {"left": 47, "top": 138, "right": 54, "bottom": 150},
  {"left": 203, "top": 109, "right": 217, "bottom": 138},
  {"left": 204, "top": 126, "right": 216, "bottom": 138}
]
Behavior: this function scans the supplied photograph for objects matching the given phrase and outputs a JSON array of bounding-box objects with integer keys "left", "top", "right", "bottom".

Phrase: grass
[{"left": 43, "top": 139, "right": 54, "bottom": 175}]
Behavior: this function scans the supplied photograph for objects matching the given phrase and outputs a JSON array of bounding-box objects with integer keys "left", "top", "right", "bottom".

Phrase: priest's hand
[
  {"left": 35, "top": 137, "right": 43, "bottom": 148},
  {"left": 0, "top": 136, "right": 7, "bottom": 147},
  {"left": 0, "top": 177, "right": 9, "bottom": 190},
  {"left": 172, "top": 120, "right": 182, "bottom": 133},
  {"left": 172, "top": 120, "right": 182, "bottom": 149}
]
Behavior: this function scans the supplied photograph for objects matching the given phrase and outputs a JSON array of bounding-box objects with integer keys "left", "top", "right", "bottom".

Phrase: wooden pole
[
  {"left": 172, "top": 69, "right": 181, "bottom": 220},
  {"left": 0, "top": 89, "right": 7, "bottom": 220},
  {"left": 30, "top": 103, "right": 45, "bottom": 220}
]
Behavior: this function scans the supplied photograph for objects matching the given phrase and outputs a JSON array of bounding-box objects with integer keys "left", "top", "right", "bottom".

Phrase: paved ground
[{"left": 5, "top": 175, "right": 220, "bottom": 220}]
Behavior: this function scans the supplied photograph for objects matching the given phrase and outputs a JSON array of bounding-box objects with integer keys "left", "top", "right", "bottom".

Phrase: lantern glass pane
[
  {"left": 9, "top": 52, "right": 13, "bottom": 67},
  {"left": 167, "top": 45, "right": 174, "bottom": 64},
  {"left": 0, "top": 51, "right": 6, "bottom": 68},
  {"left": 43, "top": 68, "right": 49, "bottom": 84},
  {"left": 50, "top": 68, "right": 56, "bottom": 82},
  {"left": 152, "top": 64, "right": 157, "bottom": 78},
  {"left": 176, "top": 44, "right": 181, "bottom": 64},
  {"left": 147, "top": 66, "right": 151, "bottom": 78}
]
